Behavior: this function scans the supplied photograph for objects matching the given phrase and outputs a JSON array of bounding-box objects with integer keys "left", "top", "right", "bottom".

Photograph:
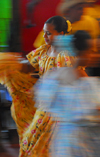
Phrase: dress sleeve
[
  {"left": 26, "top": 45, "right": 47, "bottom": 69},
  {"left": 26, "top": 49, "right": 40, "bottom": 69}
]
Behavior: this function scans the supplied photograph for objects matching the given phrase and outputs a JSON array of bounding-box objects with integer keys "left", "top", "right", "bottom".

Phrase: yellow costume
[
  {"left": 27, "top": 44, "right": 72, "bottom": 76},
  {"left": 0, "top": 54, "right": 37, "bottom": 156},
  {"left": 19, "top": 44, "right": 72, "bottom": 157},
  {"left": 0, "top": 47, "right": 73, "bottom": 157}
]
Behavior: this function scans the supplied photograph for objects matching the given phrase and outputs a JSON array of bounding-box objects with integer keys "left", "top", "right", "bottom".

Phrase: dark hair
[
  {"left": 45, "top": 16, "right": 68, "bottom": 34},
  {"left": 73, "top": 30, "right": 91, "bottom": 53}
]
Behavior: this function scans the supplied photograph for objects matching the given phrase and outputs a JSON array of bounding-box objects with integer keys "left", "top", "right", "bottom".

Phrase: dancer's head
[
  {"left": 73, "top": 30, "right": 92, "bottom": 66},
  {"left": 73, "top": 30, "right": 91, "bottom": 55},
  {"left": 43, "top": 16, "right": 71, "bottom": 45}
]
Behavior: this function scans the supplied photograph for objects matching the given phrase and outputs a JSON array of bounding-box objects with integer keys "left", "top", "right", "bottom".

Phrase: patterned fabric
[
  {"left": 0, "top": 59, "right": 37, "bottom": 156},
  {"left": 0, "top": 47, "right": 73, "bottom": 157},
  {"left": 19, "top": 44, "right": 73, "bottom": 157},
  {"left": 35, "top": 75, "right": 100, "bottom": 157},
  {"left": 27, "top": 44, "right": 73, "bottom": 76}
]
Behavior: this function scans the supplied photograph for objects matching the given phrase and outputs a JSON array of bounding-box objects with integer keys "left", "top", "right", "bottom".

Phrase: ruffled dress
[
  {"left": 19, "top": 44, "right": 73, "bottom": 157},
  {"left": 0, "top": 45, "right": 73, "bottom": 157}
]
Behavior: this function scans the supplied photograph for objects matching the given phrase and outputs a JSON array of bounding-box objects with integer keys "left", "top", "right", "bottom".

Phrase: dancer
[
  {"left": 20, "top": 15, "right": 74, "bottom": 157},
  {"left": 0, "top": 16, "right": 73, "bottom": 157},
  {"left": 35, "top": 30, "right": 100, "bottom": 157}
]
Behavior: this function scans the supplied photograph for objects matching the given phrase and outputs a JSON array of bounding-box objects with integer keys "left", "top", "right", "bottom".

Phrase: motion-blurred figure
[
  {"left": 57, "top": 0, "right": 99, "bottom": 40},
  {"left": 35, "top": 30, "right": 100, "bottom": 157},
  {"left": 0, "top": 16, "right": 74, "bottom": 157},
  {"left": 57, "top": 0, "right": 100, "bottom": 76}
]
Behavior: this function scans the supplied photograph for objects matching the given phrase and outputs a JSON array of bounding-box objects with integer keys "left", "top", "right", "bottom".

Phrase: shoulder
[
  {"left": 37, "top": 44, "right": 50, "bottom": 55},
  {"left": 38, "top": 44, "right": 50, "bottom": 50},
  {"left": 34, "top": 44, "right": 49, "bottom": 53},
  {"left": 27, "top": 44, "right": 49, "bottom": 57}
]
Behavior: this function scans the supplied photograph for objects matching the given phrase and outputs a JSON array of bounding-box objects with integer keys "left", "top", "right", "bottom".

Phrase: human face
[{"left": 43, "top": 23, "right": 62, "bottom": 45}]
